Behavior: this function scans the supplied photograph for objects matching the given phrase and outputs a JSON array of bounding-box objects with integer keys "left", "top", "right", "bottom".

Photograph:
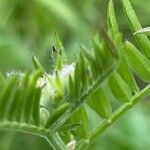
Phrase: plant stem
[
  {"left": 88, "top": 84, "right": 150, "bottom": 144},
  {"left": 45, "top": 133, "right": 67, "bottom": 150},
  {"left": 50, "top": 65, "right": 116, "bottom": 131},
  {"left": 0, "top": 121, "right": 52, "bottom": 137}
]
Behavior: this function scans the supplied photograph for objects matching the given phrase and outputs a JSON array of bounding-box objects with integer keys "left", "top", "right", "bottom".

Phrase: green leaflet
[
  {"left": 88, "top": 87, "right": 112, "bottom": 119},
  {"left": 100, "top": 27, "right": 118, "bottom": 60},
  {"left": 70, "top": 106, "right": 89, "bottom": 138},
  {"left": 23, "top": 70, "right": 43, "bottom": 123},
  {"left": 56, "top": 53, "right": 62, "bottom": 71},
  {"left": 49, "top": 33, "right": 65, "bottom": 72},
  {"left": 32, "top": 87, "right": 41, "bottom": 126},
  {"left": 117, "top": 56, "right": 139, "bottom": 94},
  {"left": 0, "top": 71, "right": 42, "bottom": 126},
  {"left": 108, "top": 72, "right": 132, "bottom": 102},
  {"left": 54, "top": 32, "right": 64, "bottom": 52},
  {"left": 107, "top": 0, "right": 119, "bottom": 37},
  {"left": 121, "top": 0, "right": 150, "bottom": 60},
  {"left": 6, "top": 88, "right": 21, "bottom": 121},
  {"left": 81, "top": 45, "right": 98, "bottom": 79},
  {"left": 54, "top": 32, "right": 64, "bottom": 71},
  {"left": 92, "top": 34, "right": 105, "bottom": 71},
  {"left": 15, "top": 73, "right": 30, "bottom": 122},
  {"left": 124, "top": 41, "right": 150, "bottom": 82},
  {"left": 0, "top": 75, "right": 18, "bottom": 120},
  {"left": 107, "top": 0, "right": 122, "bottom": 49},
  {"left": 55, "top": 71, "right": 63, "bottom": 90},
  {"left": 54, "top": 33, "right": 63, "bottom": 71},
  {"left": 121, "top": 0, "right": 141, "bottom": 31}
]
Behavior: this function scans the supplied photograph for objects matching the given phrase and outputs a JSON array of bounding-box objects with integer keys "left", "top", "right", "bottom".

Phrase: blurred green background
[{"left": 0, "top": 0, "right": 150, "bottom": 149}]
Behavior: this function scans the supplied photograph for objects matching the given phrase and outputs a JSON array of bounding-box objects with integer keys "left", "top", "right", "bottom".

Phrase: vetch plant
[{"left": 0, "top": 0, "right": 150, "bottom": 149}]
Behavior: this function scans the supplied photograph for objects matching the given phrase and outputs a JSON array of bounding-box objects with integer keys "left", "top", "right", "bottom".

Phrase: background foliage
[{"left": 0, "top": 0, "right": 150, "bottom": 150}]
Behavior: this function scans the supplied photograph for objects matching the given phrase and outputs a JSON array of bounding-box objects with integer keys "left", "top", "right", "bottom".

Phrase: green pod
[
  {"left": 124, "top": 41, "right": 150, "bottom": 82},
  {"left": 45, "top": 102, "right": 70, "bottom": 128},
  {"left": 121, "top": 0, "right": 150, "bottom": 60},
  {"left": 88, "top": 86, "right": 112, "bottom": 118},
  {"left": 108, "top": 72, "right": 132, "bottom": 102}
]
